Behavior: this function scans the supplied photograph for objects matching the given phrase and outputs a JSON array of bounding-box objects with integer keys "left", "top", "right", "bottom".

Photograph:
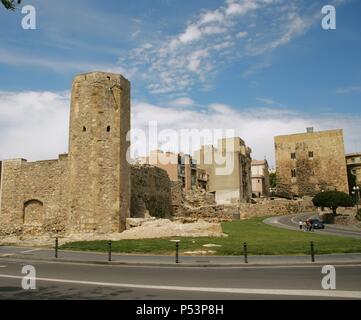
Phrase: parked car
[{"left": 310, "top": 219, "right": 325, "bottom": 230}]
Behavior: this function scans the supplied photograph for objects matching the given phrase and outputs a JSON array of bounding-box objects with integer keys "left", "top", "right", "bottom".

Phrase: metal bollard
[
  {"left": 55, "top": 237, "right": 58, "bottom": 259},
  {"left": 243, "top": 242, "right": 248, "bottom": 264},
  {"left": 108, "top": 241, "right": 112, "bottom": 262},
  {"left": 310, "top": 241, "right": 315, "bottom": 262},
  {"left": 175, "top": 242, "right": 179, "bottom": 264}
]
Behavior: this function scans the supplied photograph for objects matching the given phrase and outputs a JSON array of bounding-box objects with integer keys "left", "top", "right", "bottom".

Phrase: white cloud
[
  {"left": 256, "top": 97, "right": 285, "bottom": 107},
  {"left": 237, "top": 31, "right": 248, "bottom": 38},
  {"left": 130, "top": 102, "right": 361, "bottom": 167},
  {"left": 1, "top": 91, "right": 360, "bottom": 167},
  {"left": 200, "top": 10, "right": 225, "bottom": 24},
  {"left": 0, "top": 91, "right": 70, "bottom": 161},
  {"left": 168, "top": 98, "right": 195, "bottom": 108},
  {"left": 119, "top": 0, "right": 331, "bottom": 96},
  {"left": 179, "top": 24, "right": 203, "bottom": 44},
  {"left": 225, "top": 0, "right": 259, "bottom": 16},
  {"left": 337, "top": 86, "right": 361, "bottom": 94}
]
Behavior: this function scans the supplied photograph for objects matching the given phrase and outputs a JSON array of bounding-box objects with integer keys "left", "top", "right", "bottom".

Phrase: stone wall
[
  {"left": 0, "top": 156, "right": 69, "bottom": 237},
  {"left": 171, "top": 187, "right": 235, "bottom": 223},
  {"left": 174, "top": 205, "right": 236, "bottom": 223},
  {"left": 0, "top": 71, "right": 132, "bottom": 240},
  {"left": 239, "top": 198, "right": 316, "bottom": 219},
  {"left": 130, "top": 164, "right": 173, "bottom": 219}
]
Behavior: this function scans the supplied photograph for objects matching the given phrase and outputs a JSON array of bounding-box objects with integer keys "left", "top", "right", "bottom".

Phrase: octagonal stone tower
[{"left": 68, "top": 72, "right": 130, "bottom": 234}]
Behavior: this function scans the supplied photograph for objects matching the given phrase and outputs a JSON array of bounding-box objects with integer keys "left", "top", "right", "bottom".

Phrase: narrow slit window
[
  {"left": 107, "top": 126, "right": 111, "bottom": 132},
  {"left": 83, "top": 126, "right": 87, "bottom": 132},
  {"left": 291, "top": 169, "right": 297, "bottom": 178}
]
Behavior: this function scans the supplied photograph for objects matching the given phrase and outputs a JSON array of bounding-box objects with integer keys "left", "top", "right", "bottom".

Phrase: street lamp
[{"left": 352, "top": 186, "right": 360, "bottom": 213}]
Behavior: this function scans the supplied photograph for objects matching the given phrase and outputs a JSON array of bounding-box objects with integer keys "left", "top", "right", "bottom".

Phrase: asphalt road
[
  {"left": 1, "top": 258, "right": 361, "bottom": 300},
  {"left": 264, "top": 213, "right": 361, "bottom": 239}
]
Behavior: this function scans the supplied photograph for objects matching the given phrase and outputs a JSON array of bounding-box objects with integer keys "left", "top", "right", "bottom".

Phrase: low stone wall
[
  {"left": 174, "top": 205, "right": 237, "bottom": 223},
  {"left": 239, "top": 198, "right": 316, "bottom": 219},
  {"left": 130, "top": 164, "right": 173, "bottom": 219}
]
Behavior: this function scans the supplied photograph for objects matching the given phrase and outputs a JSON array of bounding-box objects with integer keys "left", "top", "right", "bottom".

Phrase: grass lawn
[{"left": 60, "top": 217, "right": 361, "bottom": 256}]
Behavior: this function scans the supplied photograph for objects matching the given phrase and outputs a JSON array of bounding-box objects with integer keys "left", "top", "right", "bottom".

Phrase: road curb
[{"left": 2, "top": 254, "right": 361, "bottom": 268}]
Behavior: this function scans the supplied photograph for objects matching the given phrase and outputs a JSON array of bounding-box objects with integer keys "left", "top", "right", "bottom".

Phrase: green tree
[
  {"left": 312, "top": 191, "right": 354, "bottom": 215},
  {"left": 1, "top": 0, "right": 21, "bottom": 10},
  {"left": 269, "top": 172, "right": 277, "bottom": 188}
]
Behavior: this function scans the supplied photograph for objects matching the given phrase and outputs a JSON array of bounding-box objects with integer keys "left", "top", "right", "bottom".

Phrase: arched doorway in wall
[{"left": 23, "top": 199, "right": 44, "bottom": 226}]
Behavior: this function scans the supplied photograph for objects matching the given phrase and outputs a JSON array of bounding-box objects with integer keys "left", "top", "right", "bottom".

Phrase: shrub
[{"left": 312, "top": 191, "right": 354, "bottom": 215}]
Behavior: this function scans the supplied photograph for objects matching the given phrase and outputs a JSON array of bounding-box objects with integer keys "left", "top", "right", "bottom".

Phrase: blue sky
[{"left": 1, "top": 0, "right": 361, "bottom": 165}]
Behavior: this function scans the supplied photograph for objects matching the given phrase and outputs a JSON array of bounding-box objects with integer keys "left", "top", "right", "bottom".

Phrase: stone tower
[
  {"left": 275, "top": 128, "right": 349, "bottom": 198},
  {"left": 68, "top": 72, "right": 130, "bottom": 234}
]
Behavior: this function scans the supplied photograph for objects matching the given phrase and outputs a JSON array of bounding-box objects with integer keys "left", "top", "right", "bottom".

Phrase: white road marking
[
  {"left": 291, "top": 216, "right": 299, "bottom": 224},
  {"left": 21, "top": 249, "right": 42, "bottom": 254},
  {"left": 0, "top": 274, "right": 360, "bottom": 299}
]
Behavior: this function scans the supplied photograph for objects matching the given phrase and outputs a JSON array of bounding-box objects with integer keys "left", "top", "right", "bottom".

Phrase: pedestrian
[
  {"left": 309, "top": 221, "right": 314, "bottom": 232},
  {"left": 299, "top": 220, "right": 303, "bottom": 231},
  {"left": 303, "top": 221, "right": 307, "bottom": 232}
]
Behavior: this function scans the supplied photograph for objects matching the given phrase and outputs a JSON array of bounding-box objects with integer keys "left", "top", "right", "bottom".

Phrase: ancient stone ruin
[{"left": 0, "top": 72, "right": 171, "bottom": 240}]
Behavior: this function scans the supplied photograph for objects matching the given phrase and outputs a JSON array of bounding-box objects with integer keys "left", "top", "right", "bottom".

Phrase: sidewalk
[{"left": 1, "top": 246, "right": 361, "bottom": 267}]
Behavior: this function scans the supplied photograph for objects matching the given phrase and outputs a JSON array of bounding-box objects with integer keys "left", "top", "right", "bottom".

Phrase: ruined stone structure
[
  {"left": 239, "top": 198, "right": 316, "bottom": 219},
  {"left": 130, "top": 164, "right": 173, "bottom": 219},
  {"left": 194, "top": 137, "right": 252, "bottom": 205},
  {"left": 275, "top": 128, "right": 349, "bottom": 198},
  {"left": 0, "top": 72, "right": 132, "bottom": 237}
]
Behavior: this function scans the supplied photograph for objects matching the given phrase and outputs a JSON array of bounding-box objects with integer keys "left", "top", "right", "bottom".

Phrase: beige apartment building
[
  {"left": 251, "top": 159, "right": 270, "bottom": 198},
  {"left": 275, "top": 128, "right": 349, "bottom": 198},
  {"left": 145, "top": 150, "right": 208, "bottom": 191},
  {"left": 194, "top": 137, "right": 252, "bottom": 205}
]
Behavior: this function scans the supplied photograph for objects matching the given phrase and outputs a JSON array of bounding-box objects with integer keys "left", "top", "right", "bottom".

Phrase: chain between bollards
[
  {"left": 55, "top": 237, "right": 58, "bottom": 259},
  {"left": 108, "top": 240, "right": 112, "bottom": 262},
  {"left": 243, "top": 242, "right": 248, "bottom": 264},
  {"left": 310, "top": 241, "right": 315, "bottom": 262}
]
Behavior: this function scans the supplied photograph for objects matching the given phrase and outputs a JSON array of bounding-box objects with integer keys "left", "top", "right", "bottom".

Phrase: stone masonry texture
[
  {"left": 67, "top": 72, "right": 131, "bottom": 234},
  {"left": 275, "top": 129, "right": 349, "bottom": 198},
  {"left": 0, "top": 72, "right": 134, "bottom": 237},
  {"left": 130, "top": 164, "right": 173, "bottom": 219}
]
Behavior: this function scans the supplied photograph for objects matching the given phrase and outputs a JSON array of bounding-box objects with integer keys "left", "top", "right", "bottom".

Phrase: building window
[
  {"left": 291, "top": 153, "right": 296, "bottom": 159},
  {"left": 82, "top": 126, "right": 87, "bottom": 132},
  {"left": 309, "top": 151, "right": 314, "bottom": 159},
  {"left": 107, "top": 126, "right": 111, "bottom": 132},
  {"left": 291, "top": 169, "right": 297, "bottom": 178}
]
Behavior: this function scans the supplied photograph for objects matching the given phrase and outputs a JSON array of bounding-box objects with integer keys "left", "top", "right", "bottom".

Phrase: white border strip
[{"left": 0, "top": 274, "right": 360, "bottom": 298}]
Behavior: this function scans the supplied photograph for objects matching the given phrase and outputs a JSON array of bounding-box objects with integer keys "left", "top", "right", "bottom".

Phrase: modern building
[
  {"left": 346, "top": 152, "right": 361, "bottom": 192},
  {"left": 274, "top": 128, "right": 349, "bottom": 198},
  {"left": 145, "top": 150, "right": 208, "bottom": 191},
  {"left": 194, "top": 137, "right": 252, "bottom": 205},
  {"left": 251, "top": 159, "right": 270, "bottom": 198}
]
